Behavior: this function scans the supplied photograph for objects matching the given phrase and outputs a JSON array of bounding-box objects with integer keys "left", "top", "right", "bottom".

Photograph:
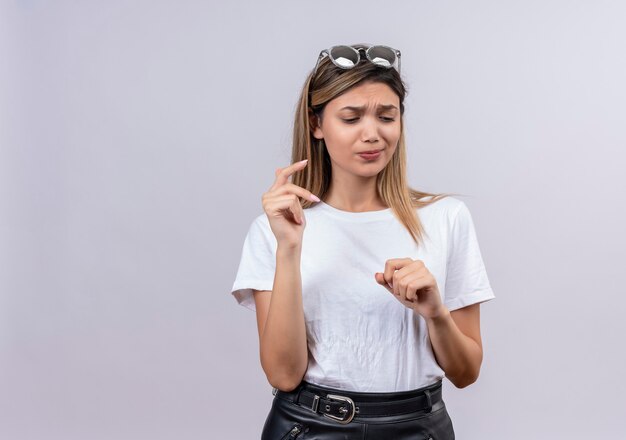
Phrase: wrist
[
  {"left": 425, "top": 304, "right": 450, "bottom": 323},
  {"left": 277, "top": 243, "right": 302, "bottom": 255}
]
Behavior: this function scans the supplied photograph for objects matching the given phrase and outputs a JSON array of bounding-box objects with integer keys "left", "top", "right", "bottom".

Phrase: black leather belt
[{"left": 273, "top": 380, "right": 443, "bottom": 424}]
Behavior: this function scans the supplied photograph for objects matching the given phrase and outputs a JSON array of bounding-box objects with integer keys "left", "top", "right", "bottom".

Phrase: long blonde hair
[{"left": 291, "top": 43, "right": 463, "bottom": 247}]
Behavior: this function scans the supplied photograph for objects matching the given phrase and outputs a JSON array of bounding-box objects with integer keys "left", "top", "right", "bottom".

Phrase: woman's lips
[{"left": 358, "top": 150, "right": 382, "bottom": 160}]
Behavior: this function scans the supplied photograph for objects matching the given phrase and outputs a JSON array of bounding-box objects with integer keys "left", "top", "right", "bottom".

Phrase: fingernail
[
  {"left": 298, "top": 159, "right": 308, "bottom": 164},
  {"left": 310, "top": 194, "right": 321, "bottom": 202}
]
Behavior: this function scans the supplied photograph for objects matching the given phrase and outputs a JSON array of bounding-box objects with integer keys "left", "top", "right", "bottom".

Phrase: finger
[
  {"left": 269, "top": 159, "right": 309, "bottom": 192},
  {"left": 375, "top": 272, "right": 388, "bottom": 287},
  {"left": 396, "top": 262, "right": 428, "bottom": 298},
  {"left": 272, "top": 182, "right": 321, "bottom": 203},
  {"left": 292, "top": 196, "right": 305, "bottom": 225},
  {"left": 399, "top": 272, "right": 425, "bottom": 302},
  {"left": 268, "top": 194, "right": 302, "bottom": 225},
  {"left": 377, "top": 273, "right": 395, "bottom": 295},
  {"left": 391, "top": 259, "right": 424, "bottom": 296},
  {"left": 383, "top": 258, "right": 412, "bottom": 290},
  {"left": 276, "top": 193, "right": 305, "bottom": 225},
  {"left": 264, "top": 187, "right": 310, "bottom": 224}
]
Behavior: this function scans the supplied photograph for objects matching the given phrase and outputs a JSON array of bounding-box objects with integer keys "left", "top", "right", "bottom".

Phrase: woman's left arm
[
  {"left": 375, "top": 258, "right": 487, "bottom": 389},
  {"left": 424, "top": 303, "right": 483, "bottom": 389}
]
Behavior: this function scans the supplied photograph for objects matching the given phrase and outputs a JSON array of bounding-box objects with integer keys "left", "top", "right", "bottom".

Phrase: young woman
[{"left": 231, "top": 43, "right": 495, "bottom": 439}]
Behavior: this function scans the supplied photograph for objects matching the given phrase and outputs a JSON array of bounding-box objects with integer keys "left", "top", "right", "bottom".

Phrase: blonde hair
[{"left": 290, "top": 43, "right": 463, "bottom": 247}]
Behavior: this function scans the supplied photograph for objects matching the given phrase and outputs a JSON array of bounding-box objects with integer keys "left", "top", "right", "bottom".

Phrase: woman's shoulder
[{"left": 417, "top": 194, "right": 466, "bottom": 216}]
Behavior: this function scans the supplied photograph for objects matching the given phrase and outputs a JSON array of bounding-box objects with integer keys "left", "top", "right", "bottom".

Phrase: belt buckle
[{"left": 323, "top": 394, "right": 356, "bottom": 424}]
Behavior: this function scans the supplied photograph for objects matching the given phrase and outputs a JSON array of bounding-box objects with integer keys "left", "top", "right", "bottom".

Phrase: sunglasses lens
[
  {"left": 328, "top": 46, "right": 360, "bottom": 68},
  {"left": 367, "top": 46, "right": 396, "bottom": 68}
]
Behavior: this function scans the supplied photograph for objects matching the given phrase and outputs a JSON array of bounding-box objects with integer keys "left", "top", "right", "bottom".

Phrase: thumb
[
  {"left": 375, "top": 272, "right": 393, "bottom": 289},
  {"left": 374, "top": 272, "right": 385, "bottom": 285}
]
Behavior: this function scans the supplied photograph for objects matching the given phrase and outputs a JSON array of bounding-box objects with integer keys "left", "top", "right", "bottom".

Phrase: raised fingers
[
  {"left": 269, "top": 159, "right": 309, "bottom": 192},
  {"left": 271, "top": 182, "right": 320, "bottom": 203}
]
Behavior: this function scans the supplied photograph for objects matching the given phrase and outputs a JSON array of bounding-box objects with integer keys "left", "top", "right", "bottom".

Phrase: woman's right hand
[{"left": 262, "top": 159, "right": 320, "bottom": 248}]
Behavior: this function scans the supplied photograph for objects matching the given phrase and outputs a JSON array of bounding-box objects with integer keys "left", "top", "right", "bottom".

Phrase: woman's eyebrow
[{"left": 339, "top": 104, "right": 398, "bottom": 111}]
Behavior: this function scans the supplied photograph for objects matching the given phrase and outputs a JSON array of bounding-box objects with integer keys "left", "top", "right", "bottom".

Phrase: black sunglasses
[{"left": 313, "top": 44, "right": 401, "bottom": 75}]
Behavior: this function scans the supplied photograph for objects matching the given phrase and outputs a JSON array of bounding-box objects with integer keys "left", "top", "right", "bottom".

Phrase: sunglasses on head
[{"left": 313, "top": 44, "right": 401, "bottom": 76}]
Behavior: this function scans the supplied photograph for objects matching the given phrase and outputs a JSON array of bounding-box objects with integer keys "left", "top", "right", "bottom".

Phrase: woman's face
[{"left": 311, "top": 81, "right": 401, "bottom": 178}]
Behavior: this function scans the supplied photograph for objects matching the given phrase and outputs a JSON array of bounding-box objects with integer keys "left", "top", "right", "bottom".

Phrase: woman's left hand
[{"left": 375, "top": 258, "right": 446, "bottom": 320}]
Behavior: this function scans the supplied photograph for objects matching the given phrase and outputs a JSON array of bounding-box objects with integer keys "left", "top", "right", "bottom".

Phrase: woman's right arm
[
  {"left": 253, "top": 159, "right": 320, "bottom": 392},
  {"left": 254, "top": 243, "right": 307, "bottom": 392}
]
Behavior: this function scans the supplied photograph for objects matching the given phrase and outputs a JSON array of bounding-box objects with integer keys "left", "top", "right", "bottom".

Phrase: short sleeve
[
  {"left": 231, "top": 215, "right": 277, "bottom": 312},
  {"left": 444, "top": 201, "right": 496, "bottom": 311}
]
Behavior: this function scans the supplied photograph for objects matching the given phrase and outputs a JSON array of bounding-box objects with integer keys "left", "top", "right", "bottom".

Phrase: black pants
[{"left": 261, "top": 379, "right": 455, "bottom": 439}]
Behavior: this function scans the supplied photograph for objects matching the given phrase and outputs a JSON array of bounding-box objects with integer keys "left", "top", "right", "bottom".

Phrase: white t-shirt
[{"left": 230, "top": 196, "right": 495, "bottom": 392}]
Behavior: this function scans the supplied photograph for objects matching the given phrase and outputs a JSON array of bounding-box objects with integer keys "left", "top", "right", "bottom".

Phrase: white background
[{"left": 1, "top": 0, "right": 625, "bottom": 438}]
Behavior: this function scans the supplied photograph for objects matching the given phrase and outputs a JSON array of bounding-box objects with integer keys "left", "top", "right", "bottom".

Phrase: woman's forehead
[
  {"left": 330, "top": 83, "right": 399, "bottom": 110},
  {"left": 336, "top": 104, "right": 399, "bottom": 112}
]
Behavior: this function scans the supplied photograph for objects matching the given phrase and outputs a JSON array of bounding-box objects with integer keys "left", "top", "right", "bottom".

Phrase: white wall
[{"left": 1, "top": 0, "right": 625, "bottom": 438}]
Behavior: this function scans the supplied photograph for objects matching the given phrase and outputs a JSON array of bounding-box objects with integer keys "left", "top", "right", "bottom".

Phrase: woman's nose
[{"left": 361, "top": 117, "right": 380, "bottom": 142}]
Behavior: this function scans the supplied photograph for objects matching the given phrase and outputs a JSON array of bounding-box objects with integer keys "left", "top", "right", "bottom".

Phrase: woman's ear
[{"left": 308, "top": 108, "right": 324, "bottom": 140}]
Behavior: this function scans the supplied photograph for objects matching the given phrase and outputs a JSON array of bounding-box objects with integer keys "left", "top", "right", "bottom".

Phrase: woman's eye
[{"left": 343, "top": 117, "right": 395, "bottom": 123}]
